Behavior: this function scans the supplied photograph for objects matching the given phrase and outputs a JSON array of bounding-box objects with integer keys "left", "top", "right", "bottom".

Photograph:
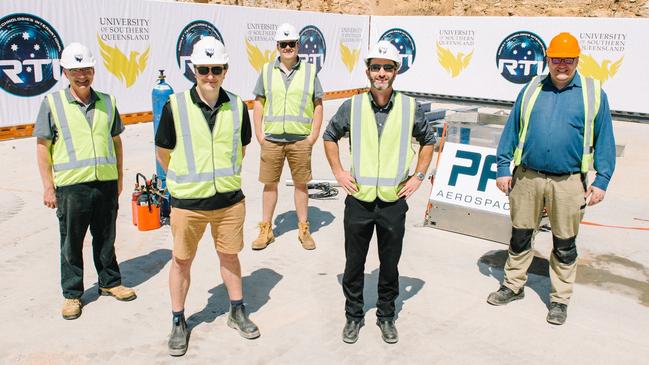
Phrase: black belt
[{"left": 519, "top": 165, "right": 580, "bottom": 177}]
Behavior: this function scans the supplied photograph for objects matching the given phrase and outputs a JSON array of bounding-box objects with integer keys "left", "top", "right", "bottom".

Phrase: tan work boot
[
  {"left": 252, "top": 221, "right": 275, "bottom": 250},
  {"left": 62, "top": 298, "right": 82, "bottom": 320},
  {"left": 298, "top": 222, "right": 316, "bottom": 250},
  {"left": 99, "top": 285, "right": 137, "bottom": 301}
]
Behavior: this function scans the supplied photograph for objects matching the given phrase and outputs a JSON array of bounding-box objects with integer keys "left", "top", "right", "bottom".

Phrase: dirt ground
[{"left": 187, "top": 0, "right": 649, "bottom": 17}]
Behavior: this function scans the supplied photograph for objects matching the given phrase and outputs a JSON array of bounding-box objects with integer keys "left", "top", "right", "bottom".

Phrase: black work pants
[
  {"left": 56, "top": 181, "right": 122, "bottom": 299},
  {"left": 342, "top": 195, "right": 408, "bottom": 321}
]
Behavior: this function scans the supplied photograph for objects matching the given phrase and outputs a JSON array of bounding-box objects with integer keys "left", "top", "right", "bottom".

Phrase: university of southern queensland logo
[
  {"left": 378, "top": 28, "right": 416, "bottom": 74},
  {"left": 176, "top": 20, "right": 224, "bottom": 82},
  {"left": 496, "top": 31, "right": 546, "bottom": 84},
  {"left": 578, "top": 32, "right": 626, "bottom": 84},
  {"left": 436, "top": 30, "right": 475, "bottom": 78},
  {"left": 339, "top": 27, "right": 362, "bottom": 73},
  {"left": 298, "top": 25, "right": 326, "bottom": 73},
  {"left": 96, "top": 35, "right": 150, "bottom": 88},
  {"left": 0, "top": 13, "right": 63, "bottom": 97},
  {"left": 244, "top": 23, "right": 277, "bottom": 73}
]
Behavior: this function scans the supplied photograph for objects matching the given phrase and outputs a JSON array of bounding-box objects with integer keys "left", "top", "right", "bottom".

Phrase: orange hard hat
[{"left": 546, "top": 32, "right": 580, "bottom": 58}]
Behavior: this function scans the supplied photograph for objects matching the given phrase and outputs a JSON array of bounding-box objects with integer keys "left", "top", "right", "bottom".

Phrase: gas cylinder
[
  {"left": 131, "top": 183, "right": 141, "bottom": 226},
  {"left": 152, "top": 70, "right": 174, "bottom": 219}
]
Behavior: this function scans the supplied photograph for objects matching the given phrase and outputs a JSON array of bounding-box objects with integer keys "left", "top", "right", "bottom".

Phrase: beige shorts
[
  {"left": 170, "top": 200, "right": 245, "bottom": 259},
  {"left": 258, "top": 139, "right": 313, "bottom": 184}
]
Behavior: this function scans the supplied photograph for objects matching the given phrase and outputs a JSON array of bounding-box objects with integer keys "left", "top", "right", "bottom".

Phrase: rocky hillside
[{"left": 185, "top": 0, "right": 648, "bottom": 17}]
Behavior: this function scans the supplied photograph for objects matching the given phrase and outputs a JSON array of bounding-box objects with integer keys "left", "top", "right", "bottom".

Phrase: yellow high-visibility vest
[
  {"left": 166, "top": 90, "right": 243, "bottom": 199},
  {"left": 47, "top": 90, "right": 118, "bottom": 187},
  {"left": 349, "top": 92, "right": 416, "bottom": 202},
  {"left": 262, "top": 62, "right": 315, "bottom": 135},
  {"left": 513, "top": 73, "right": 601, "bottom": 172}
]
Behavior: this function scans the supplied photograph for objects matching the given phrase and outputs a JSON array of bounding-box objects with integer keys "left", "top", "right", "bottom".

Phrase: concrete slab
[{"left": 0, "top": 98, "right": 648, "bottom": 364}]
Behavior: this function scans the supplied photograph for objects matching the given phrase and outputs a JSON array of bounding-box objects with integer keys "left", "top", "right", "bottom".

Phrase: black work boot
[
  {"left": 487, "top": 285, "right": 525, "bottom": 306},
  {"left": 168, "top": 316, "right": 190, "bottom": 357},
  {"left": 227, "top": 304, "right": 260, "bottom": 339},
  {"left": 546, "top": 302, "right": 568, "bottom": 325},
  {"left": 376, "top": 319, "right": 398, "bottom": 344},
  {"left": 342, "top": 319, "right": 364, "bottom": 344}
]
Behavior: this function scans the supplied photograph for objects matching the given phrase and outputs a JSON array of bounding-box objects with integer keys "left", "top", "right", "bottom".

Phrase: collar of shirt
[
  {"left": 64, "top": 86, "right": 99, "bottom": 106},
  {"left": 368, "top": 90, "right": 395, "bottom": 113},
  {"left": 542, "top": 71, "right": 582, "bottom": 91},
  {"left": 189, "top": 85, "right": 230, "bottom": 111},
  {"left": 273, "top": 57, "right": 302, "bottom": 71}
]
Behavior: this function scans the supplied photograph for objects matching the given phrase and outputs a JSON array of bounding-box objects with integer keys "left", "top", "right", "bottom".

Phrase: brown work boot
[
  {"left": 298, "top": 222, "right": 316, "bottom": 250},
  {"left": 252, "top": 221, "right": 275, "bottom": 250},
  {"left": 62, "top": 298, "right": 82, "bottom": 320},
  {"left": 99, "top": 285, "right": 137, "bottom": 301}
]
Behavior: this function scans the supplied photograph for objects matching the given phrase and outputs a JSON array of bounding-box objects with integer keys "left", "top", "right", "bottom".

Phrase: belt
[{"left": 519, "top": 165, "right": 580, "bottom": 177}]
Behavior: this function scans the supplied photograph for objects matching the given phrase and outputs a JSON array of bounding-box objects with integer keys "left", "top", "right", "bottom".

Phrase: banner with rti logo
[
  {"left": 370, "top": 16, "right": 649, "bottom": 115},
  {"left": 430, "top": 142, "right": 509, "bottom": 216},
  {"left": 0, "top": 0, "right": 369, "bottom": 127}
]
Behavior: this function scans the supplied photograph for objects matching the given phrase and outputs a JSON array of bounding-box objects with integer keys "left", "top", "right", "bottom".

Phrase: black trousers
[
  {"left": 56, "top": 181, "right": 122, "bottom": 299},
  {"left": 342, "top": 195, "right": 408, "bottom": 321}
]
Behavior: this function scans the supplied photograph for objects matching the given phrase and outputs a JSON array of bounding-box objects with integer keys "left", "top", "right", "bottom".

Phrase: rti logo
[
  {"left": 379, "top": 28, "right": 416, "bottom": 74},
  {"left": 0, "top": 13, "right": 64, "bottom": 97},
  {"left": 496, "top": 31, "right": 547, "bottom": 84},
  {"left": 298, "top": 25, "right": 326, "bottom": 73},
  {"left": 176, "top": 20, "right": 224, "bottom": 82}
]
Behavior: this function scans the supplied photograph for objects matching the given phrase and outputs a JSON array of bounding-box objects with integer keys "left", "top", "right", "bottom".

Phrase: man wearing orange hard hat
[{"left": 489, "top": 32, "right": 616, "bottom": 325}]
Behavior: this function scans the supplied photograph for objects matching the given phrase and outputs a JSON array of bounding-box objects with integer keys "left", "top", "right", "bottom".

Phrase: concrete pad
[{"left": 0, "top": 98, "right": 648, "bottom": 364}]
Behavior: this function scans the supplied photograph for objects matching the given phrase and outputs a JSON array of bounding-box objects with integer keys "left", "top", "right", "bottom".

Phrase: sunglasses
[
  {"left": 550, "top": 58, "right": 576, "bottom": 65},
  {"left": 368, "top": 63, "right": 396, "bottom": 72},
  {"left": 195, "top": 66, "right": 225, "bottom": 76},
  {"left": 278, "top": 41, "right": 297, "bottom": 49}
]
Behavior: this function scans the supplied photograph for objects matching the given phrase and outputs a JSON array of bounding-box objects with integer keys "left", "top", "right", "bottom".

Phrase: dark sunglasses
[
  {"left": 550, "top": 57, "right": 576, "bottom": 65},
  {"left": 195, "top": 66, "right": 225, "bottom": 76},
  {"left": 278, "top": 41, "right": 297, "bottom": 49},
  {"left": 368, "top": 63, "right": 396, "bottom": 72}
]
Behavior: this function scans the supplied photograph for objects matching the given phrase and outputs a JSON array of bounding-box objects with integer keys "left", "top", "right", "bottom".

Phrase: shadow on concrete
[
  {"left": 81, "top": 248, "right": 172, "bottom": 305},
  {"left": 477, "top": 249, "right": 551, "bottom": 307},
  {"left": 187, "top": 268, "right": 283, "bottom": 331},
  {"left": 274, "top": 206, "right": 335, "bottom": 237},
  {"left": 336, "top": 268, "right": 425, "bottom": 319}
]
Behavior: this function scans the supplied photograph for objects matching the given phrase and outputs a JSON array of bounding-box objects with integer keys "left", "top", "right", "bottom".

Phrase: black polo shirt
[{"left": 155, "top": 86, "right": 252, "bottom": 210}]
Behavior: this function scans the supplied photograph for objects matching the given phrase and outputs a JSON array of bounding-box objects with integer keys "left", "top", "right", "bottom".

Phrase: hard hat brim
[
  {"left": 546, "top": 51, "right": 580, "bottom": 58},
  {"left": 60, "top": 60, "right": 96, "bottom": 69},
  {"left": 189, "top": 56, "right": 229, "bottom": 66}
]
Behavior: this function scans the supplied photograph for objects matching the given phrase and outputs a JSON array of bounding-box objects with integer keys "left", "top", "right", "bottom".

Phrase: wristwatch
[{"left": 415, "top": 172, "right": 426, "bottom": 181}]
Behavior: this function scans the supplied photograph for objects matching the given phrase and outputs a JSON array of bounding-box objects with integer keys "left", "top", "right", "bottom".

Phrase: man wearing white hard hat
[
  {"left": 155, "top": 36, "right": 259, "bottom": 356},
  {"left": 323, "top": 40, "right": 435, "bottom": 344},
  {"left": 250, "top": 22, "right": 324, "bottom": 251},
  {"left": 34, "top": 42, "right": 136, "bottom": 321}
]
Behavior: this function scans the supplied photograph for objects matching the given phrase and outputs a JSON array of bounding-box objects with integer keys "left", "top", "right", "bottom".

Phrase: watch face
[{"left": 416, "top": 172, "right": 425, "bottom": 181}]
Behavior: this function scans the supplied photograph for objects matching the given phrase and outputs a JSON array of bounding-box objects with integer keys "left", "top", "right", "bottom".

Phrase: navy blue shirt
[{"left": 496, "top": 72, "right": 616, "bottom": 191}]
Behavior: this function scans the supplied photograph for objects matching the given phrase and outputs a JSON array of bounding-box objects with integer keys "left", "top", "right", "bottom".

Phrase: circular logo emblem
[
  {"left": 0, "top": 13, "right": 63, "bottom": 97},
  {"left": 298, "top": 25, "right": 326, "bottom": 73},
  {"left": 176, "top": 20, "right": 224, "bottom": 82},
  {"left": 379, "top": 28, "right": 416, "bottom": 74},
  {"left": 496, "top": 31, "right": 547, "bottom": 84}
]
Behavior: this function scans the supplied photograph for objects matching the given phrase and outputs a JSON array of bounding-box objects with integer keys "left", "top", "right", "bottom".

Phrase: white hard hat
[
  {"left": 60, "top": 42, "right": 95, "bottom": 69},
  {"left": 275, "top": 23, "right": 299, "bottom": 42},
  {"left": 365, "top": 40, "right": 401, "bottom": 69},
  {"left": 190, "top": 36, "right": 229, "bottom": 66}
]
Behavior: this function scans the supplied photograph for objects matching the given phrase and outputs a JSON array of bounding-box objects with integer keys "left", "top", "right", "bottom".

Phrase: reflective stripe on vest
[
  {"left": 262, "top": 62, "right": 315, "bottom": 135},
  {"left": 166, "top": 90, "right": 243, "bottom": 199},
  {"left": 513, "top": 74, "right": 601, "bottom": 173},
  {"left": 350, "top": 92, "right": 415, "bottom": 202},
  {"left": 47, "top": 90, "right": 117, "bottom": 187}
]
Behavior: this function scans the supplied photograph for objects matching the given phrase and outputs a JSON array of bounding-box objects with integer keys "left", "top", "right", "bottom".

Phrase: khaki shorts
[
  {"left": 259, "top": 139, "right": 313, "bottom": 184},
  {"left": 170, "top": 200, "right": 245, "bottom": 259}
]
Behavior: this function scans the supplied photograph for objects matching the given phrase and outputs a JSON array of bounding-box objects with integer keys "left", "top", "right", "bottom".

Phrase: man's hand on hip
[
  {"left": 496, "top": 176, "right": 513, "bottom": 194},
  {"left": 585, "top": 185, "right": 606, "bottom": 206},
  {"left": 334, "top": 170, "right": 358, "bottom": 194},
  {"left": 398, "top": 175, "right": 423, "bottom": 199}
]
